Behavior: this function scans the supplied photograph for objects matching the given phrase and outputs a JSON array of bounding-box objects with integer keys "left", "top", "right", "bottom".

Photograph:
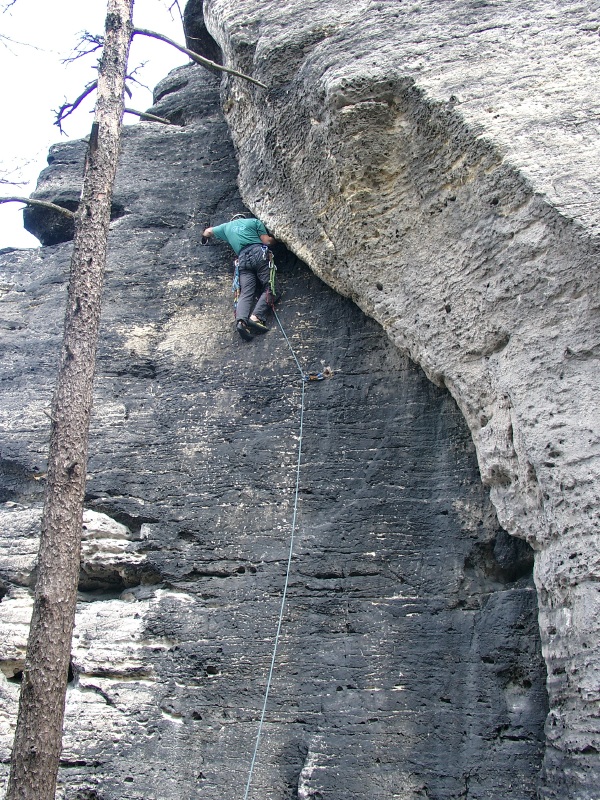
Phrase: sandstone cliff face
[
  {"left": 0, "top": 58, "right": 549, "bottom": 800},
  {"left": 2, "top": 1, "right": 599, "bottom": 796},
  {"left": 199, "top": 1, "right": 600, "bottom": 796}
]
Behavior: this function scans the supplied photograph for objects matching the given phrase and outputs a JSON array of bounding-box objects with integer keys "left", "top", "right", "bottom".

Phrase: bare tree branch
[
  {"left": 62, "top": 31, "right": 104, "bottom": 63},
  {"left": 0, "top": 157, "right": 37, "bottom": 186},
  {"left": 167, "top": 0, "right": 184, "bottom": 25},
  {"left": 54, "top": 80, "right": 98, "bottom": 133},
  {"left": 124, "top": 107, "right": 173, "bottom": 125},
  {"left": 0, "top": 32, "right": 45, "bottom": 52},
  {"left": 126, "top": 60, "right": 150, "bottom": 91},
  {"left": 0, "top": 170, "right": 27, "bottom": 186},
  {"left": 0, "top": 196, "right": 76, "bottom": 218},
  {"left": 132, "top": 27, "right": 268, "bottom": 89}
]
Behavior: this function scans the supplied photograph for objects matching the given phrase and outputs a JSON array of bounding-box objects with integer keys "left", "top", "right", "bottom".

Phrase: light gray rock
[
  {"left": 201, "top": 1, "right": 600, "bottom": 796},
  {"left": 3, "top": 0, "right": 598, "bottom": 794}
]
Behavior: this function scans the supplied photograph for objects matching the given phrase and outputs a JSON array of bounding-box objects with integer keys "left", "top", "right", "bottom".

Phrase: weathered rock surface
[
  {"left": 199, "top": 1, "right": 600, "bottom": 796},
  {"left": 0, "top": 56, "right": 549, "bottom": 800}
]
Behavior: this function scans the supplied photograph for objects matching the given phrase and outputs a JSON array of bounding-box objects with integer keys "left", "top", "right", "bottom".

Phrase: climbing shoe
[
  {"left": 247, "top": 316, "right": 269, "bottom": 334},
  {"left": 236, "top": 320, "right": 254, "bottom": 341}
]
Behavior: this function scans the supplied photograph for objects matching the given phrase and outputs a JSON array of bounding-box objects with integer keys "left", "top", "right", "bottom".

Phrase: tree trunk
[{"left": 6, "top": 2, "right": 134, "bottom": 798}]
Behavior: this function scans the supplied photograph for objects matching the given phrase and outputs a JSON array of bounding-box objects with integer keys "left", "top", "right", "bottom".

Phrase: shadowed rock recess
[{"left": 0, "top": 1, "right": 597, "bottom": 798}]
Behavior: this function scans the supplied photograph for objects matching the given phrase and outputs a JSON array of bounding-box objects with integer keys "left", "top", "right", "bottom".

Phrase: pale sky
[{"left": 0, "top": 0, "right": 188, "bottom": 248}]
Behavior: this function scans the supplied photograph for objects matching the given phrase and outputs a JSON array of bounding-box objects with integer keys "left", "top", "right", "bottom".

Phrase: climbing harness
[
  {"left": 242, "top": 309, "right": 331, "bottom": 800},
  {"left": 232, "top": 247, "right": 278, "bottom": 316}
]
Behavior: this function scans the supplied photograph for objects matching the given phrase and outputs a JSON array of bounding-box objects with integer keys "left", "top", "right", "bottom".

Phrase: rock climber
[{"left": 202, "top": 214, "right": 277, "bottom": 341}]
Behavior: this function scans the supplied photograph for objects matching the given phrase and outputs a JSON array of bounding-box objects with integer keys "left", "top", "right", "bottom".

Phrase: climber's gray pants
[{"left": 236, "top": 244, "right": 272, "bottom": 322}]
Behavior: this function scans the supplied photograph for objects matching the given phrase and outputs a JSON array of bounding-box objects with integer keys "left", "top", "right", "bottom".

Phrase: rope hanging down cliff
[{"left": 242, "top": 310, "right": 331, "bottom": 800}]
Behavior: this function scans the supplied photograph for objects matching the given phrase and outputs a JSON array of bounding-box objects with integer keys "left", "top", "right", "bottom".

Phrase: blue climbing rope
[
  {"left": 273, "top": 309, "right": 305, "bottom": 379},
  {"left": 242, "top": 310, "right": 308, "bottom": 800},
  {"left": 273, "top": 309, "right": 330, "bottom": 382}
]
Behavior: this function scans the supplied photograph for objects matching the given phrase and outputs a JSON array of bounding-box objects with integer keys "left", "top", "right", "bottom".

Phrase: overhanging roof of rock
[
  {"left": 205, "top": 0, "right": 600, "bottom": 234},
  {"left": 197, "top": 6, "right": 600, "bottom": 790},
  {"left": 200, "top": 0, "right": 600, "bottom": 551}
]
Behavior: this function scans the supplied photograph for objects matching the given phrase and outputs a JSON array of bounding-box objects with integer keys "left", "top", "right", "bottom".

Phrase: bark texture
[{"left": 5, "top": 3, "right": 134, "bottom": 799}]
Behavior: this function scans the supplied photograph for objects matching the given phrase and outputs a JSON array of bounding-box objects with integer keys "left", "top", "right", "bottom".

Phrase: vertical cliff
[
  {"left": 0, "top": 55, "right": 549, "bottom": 800},
  {"left": 198, "top": 1, "right": 600, "bottom": 797}
]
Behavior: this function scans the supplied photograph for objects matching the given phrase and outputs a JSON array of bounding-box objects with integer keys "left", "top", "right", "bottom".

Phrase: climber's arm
[{"left": 260, "top": 233, "right": 276, "bottom": 247}]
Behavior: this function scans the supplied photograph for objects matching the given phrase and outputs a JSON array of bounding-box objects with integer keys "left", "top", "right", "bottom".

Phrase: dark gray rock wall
[
  {"left": 0, "top": 66, "right": 548, "bottom": 799},
  {"left": 199, "top": 1, "right": 600, "bottom": 796}
]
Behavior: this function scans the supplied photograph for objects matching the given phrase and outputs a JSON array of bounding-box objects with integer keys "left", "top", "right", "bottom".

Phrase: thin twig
[
  {"left": 62, "top": 31, "right": 104, "bottom": 63},
  {"left": 132, "top": 27, "right": 267, "bottom": 89},
  {"left": 167, "top": 0, "right": 183, "bottom": 24},
  {"left": 0, "top": 32, "right": 46, "bottom": 52},
  {"left": 126, "top": 61, "right": 149, "bottom": 90},
  {"left": 55, "top": 80, "right": 98, "bottom": 133},
  {"left": 0, "top": 159, "right": 36, "bottom": 186},
  {"left": 124, "top": 107, "right": 173, "bottom": 125},
  {"left": 0, "top": 197, "right": 75, "bottom": 218}
]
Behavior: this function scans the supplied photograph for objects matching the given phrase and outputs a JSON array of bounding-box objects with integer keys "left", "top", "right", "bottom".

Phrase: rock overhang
[{"left": 200, "top": 0, "right": 600, "bottom": 795}]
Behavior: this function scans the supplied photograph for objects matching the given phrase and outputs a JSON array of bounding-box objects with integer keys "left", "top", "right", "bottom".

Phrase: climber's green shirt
[{"left": 211, "top": 218, "right": 268, "bottom": 255}]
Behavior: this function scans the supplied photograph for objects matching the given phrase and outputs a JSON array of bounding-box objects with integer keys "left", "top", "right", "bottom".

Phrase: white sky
[{"left": 0, "top": 0, "right": 188, "bottom": 249}]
